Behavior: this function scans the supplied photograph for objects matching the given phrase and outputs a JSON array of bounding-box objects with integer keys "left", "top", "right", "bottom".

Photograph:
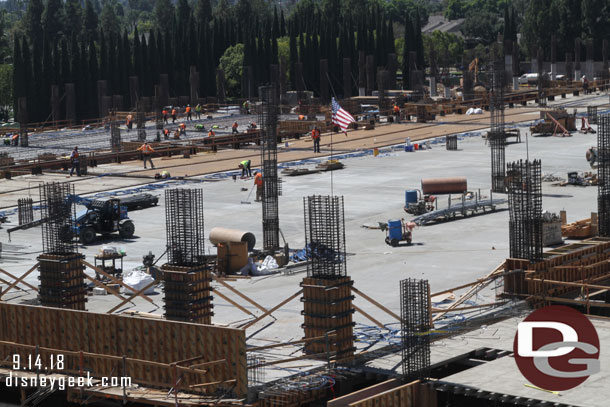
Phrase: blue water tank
[
  {"left": 405, "top": 190, "right": 418, "bottom": 206},
  {"left": 388, "top": 220, "right": 403, "bottom": 241}
]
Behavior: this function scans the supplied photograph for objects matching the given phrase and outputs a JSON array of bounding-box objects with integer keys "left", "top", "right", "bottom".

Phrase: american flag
[{"left": 331, "top": 98, "right": 356, "bottom": 134}]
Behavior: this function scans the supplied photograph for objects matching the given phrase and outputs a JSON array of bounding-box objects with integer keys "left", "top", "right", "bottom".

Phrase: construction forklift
[{"left": 75, "top": 199, "right": 135, "bottom": 245}]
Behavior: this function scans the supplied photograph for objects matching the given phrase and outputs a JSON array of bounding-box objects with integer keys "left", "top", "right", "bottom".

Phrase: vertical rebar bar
[
  {"left": 18, "top": 198, "right": 34, "bottom": 225},
  {"left": 303, "top": 195, "right": 347, "bottom": 279},
  {"left": 259, "top": 85, "right": 281, "bottom": 252},
  {"left": 400, "top": 278, "right": 431, "bottom": 381},
  {"left": 39, "top": 182, "right": 77, "bottom": 255},
  {"left": 490, "top": 60, "right": 506, "bottom": 193},
  {"left": 164, "top": 189, "right": 205, "bottom": 266},
  {"left": 507, "top": 159, "right": 543, "bottom": 261},
  {"left": 598, "top": 114, "right": 610, "bottom": 236}
]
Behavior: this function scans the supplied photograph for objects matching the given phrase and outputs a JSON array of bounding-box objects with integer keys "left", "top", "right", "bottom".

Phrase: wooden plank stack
[
  {"left": 561, "top": 213, "right": 598, "bottom": 238},
  {"left": 301, "top": 276, "right": 355, "bottom": 361},
  {"left": 162, "top": 264, "right": 213, "bottom": 325},
  {"left": 38, "top": 253, "right": 87, "bottom": 310}
]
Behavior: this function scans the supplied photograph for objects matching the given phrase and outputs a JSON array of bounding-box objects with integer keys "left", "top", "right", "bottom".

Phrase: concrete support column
[
  {"left": 444, "top": 85, "right": 451, "bottom": 98},
  {"left": 358, "top": 51, "right": 366, "bottom": 96},
  {"left": 429, "top": 76, "right": 437, "bottom": 97},
  {"left": 505, "top": 54, "right": 513, "bottom": 80}
]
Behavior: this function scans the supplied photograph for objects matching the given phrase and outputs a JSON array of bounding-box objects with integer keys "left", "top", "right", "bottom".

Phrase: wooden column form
[
  {"left": 38, "top": 253, "right": 87, "bottom": 310},
  {"left": 162, "top": 264, "right": 213, "bottom": 325},
  {"left": 301, "top": 276, "right": 355, "bottom": 362}
]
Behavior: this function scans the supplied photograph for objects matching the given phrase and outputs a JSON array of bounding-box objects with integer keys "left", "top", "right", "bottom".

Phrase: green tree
[
  {"left": 444, "top": 0, "right": 466, "bottom": 20},
  {"left": 0, "top": 63, "right": 12, "bottom": 120},
  {"left": 24, "top": 0, "right": 44, "bottom": 47},
  {"left": 195, "top": 0, "right": 212, "bottom": 25},
  {"left": 461, "top": 9, "right": 503, "bottom": 45},
  {"left": 101, "top": 2, "right": 120, "bottom": 38},
  {"left": 64, "top": 0, "right": 82, "bottom": 38},
  {"left": 219, "top": 43, "right": 244, "bottom": 96},
  {"left": 83, "top": 0, "right": 99, "bottom": 41},
  {"left": 42, "top": 0, "right": 64, "bottom": 39},
  {"left": 154, "top": 0, "right": 174, "bottom": 33}
]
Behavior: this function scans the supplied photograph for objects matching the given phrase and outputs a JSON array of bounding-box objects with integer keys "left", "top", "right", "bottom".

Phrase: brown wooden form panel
[{"left": 0, "top": 303, "right": 247, "bottom": 397}]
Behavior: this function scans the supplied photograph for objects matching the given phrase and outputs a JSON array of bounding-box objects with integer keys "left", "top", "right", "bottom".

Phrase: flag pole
[{"left": 330, "top": 118, "right": 334, "bottom": 196}]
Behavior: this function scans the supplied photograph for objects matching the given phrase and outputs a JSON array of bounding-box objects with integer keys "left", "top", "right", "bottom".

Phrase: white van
[{"left": 518, "top": 73, "right": 538, "bottom": 84}]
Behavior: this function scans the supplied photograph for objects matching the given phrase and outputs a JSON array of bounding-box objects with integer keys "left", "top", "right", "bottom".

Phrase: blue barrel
[
  {"left": 388, "top": 220, "right": 403, "bottom": 241},
  {"left": 405, "top": 190, "right": 418, "bottom": 206},
  {"left": 405, "top": 145, "right": 414, "bottom": 152}
]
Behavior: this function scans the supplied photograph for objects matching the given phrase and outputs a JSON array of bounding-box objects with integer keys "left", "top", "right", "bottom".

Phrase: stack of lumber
[{"left": 561, "top": 214, "right": 598, "bottom": 238}]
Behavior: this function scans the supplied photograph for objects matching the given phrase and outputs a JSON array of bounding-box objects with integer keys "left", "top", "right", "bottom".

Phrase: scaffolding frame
[
  {"left": 598, "top": 114, "right": 610, "bottom": 236},
  {"left": 259, "top": 85, "right": 281, "bottom": 251},
  {"left": 507, "top": 159, "right": 543, "bottom": 261},
  {"left": 489, "top": 60, "right": 506, "bottom": 193},
  {"left": 400, "top": 278, "right": 431, "bottom": 381},
  {"left": 164, "top": 189, "right": 206, "bottom": 267},
  {"left": 303, "top": 195, "right": 347, "bottom": 279}
]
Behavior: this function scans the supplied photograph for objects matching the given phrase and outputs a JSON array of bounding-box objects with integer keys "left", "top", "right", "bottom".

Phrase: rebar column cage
[
  {"left": 39, "top": 182, "right": 77, "bottom": 255},
  {"left": 164, "top": 189, "right": 206, "bottom": 266},
  {"left": 400, "top": 278, "right": 431, "bottom": 381},
  {"left": 507, "top": 159, "right": 543, "bottom": 261},
  {"left": 18, "top": 197, "right": 34, "bottom": 225},
  {"left": 489, "top": 60, "right": 506, "bottom": 193},
  {"left": 136, "top": 101, "right": 146, "bottom": 141},
  {"left": 303, "top": 195, "right": 347, "bottom": 279},
  {"left": 588, "top": 106, "right": 598, "bottom": 125},
  {"left": 598, "top": 114, "right": 610, "bottom": 236},
  {"left": 259, "top": 85, "right": 281, "bottom": 251},
  {"left": 110, "top": 110, "right": 121, "bottom": 151}
]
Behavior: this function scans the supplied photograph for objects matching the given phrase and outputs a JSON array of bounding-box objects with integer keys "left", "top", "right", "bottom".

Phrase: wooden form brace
[{"left": 0, "top": 302, "right": 247, "bottom": 396}]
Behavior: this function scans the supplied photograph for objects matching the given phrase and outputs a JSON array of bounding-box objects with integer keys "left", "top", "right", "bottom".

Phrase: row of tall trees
[{"left": 12, "top": 0, "right": 426, "bottom": 123}]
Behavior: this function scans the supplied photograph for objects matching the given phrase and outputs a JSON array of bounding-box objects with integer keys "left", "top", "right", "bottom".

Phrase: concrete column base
[
  {"left": 513, "top": 77, "right": 519, "bottom": 90},
  {"left": 429, "top": 77, "right": 437, "bottom": 97},
  {"left": 575, "top": 70, "right": 581, "bottom": 81},
  {"left": 444, "top": 86, "right": 451, "bottom": 99},
  {"left": 551, "top": 63, "right": 557, "bottom": 80},
  {"left": 358, "top": 87, "right": 365, "bottom": 96}
]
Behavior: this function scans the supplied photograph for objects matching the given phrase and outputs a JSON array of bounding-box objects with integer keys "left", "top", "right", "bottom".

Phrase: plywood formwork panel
[{"left": 0, "top": 303, "right": 247, "bottom": 397}]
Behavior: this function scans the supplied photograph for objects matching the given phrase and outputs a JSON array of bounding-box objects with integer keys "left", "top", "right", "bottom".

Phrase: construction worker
[
  {"left": 126, "top": 114, "right": 133, "bottom": 131},
  {"left": 248, "top": 121, "right": 257, "bottom": 130},
  {"left": 311, "top": 126, "right": 321, "bottom": 153},
  {"left": 162, "top": 108, "right": 168, "bottom": 124},
  {"left": 186, "top": 105, "right": 192, "bottom": 121},
  {"left": 298, "top": 114, "right": 305, "bottom": 120},
  {"left": 254, "top": 171, "right": 263, "bottom": 202},
  {"left": 232, "top": 121, "right": 239, "bottom": 134},
  {"left": 582, "top": 75, "right": 590, "bottom": 94},
  {"left": 195, "top": 103, "right": 202, "bottom": 119},
  {"left": 163, "top": 128, "right": 170, "bottom": 139},
  {"left": 243, "top": 100, "right": 250, "bottom": 115},
  {"left": 137, "top": 141, "right": 155, "bottom": 169},
  {"left": 69, "top": 146, "right": 80, "bottom": 177},
  {"left": 171, "top": 107, "right": 177, "bottom": 123},
  {"left": 207, "top": 129, "right": 216, "bottom": 152},
  {"left": 174, "top": 129, "right": 181, "bottom": 139},
  {"left": 179, "top": 122, "right": 186, "bottom": 135},
  {"left": 10, "top": 133, "right": 18, "bottom": 146},
  {"left": 238, "top": 159, "right": 252, "bottom": 177}
]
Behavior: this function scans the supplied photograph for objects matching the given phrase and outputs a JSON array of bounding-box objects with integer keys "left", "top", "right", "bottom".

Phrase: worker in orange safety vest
[
  {"left": 137, "top": 142, "right": 155, "bottom": 169},
  {"left": 254, "top": 171, "right": 263, "bottom": 202},
  {"left": 185, "top": 105, "right": 192, "bottom": 121}
]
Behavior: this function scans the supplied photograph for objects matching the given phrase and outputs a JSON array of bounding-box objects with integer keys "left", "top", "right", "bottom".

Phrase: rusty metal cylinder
[
  {"left": 209, "top": 227, "right": 256, "bottom": 251},
  {"left": 421, "top": 177, "right": 467, "bottom": 195}
]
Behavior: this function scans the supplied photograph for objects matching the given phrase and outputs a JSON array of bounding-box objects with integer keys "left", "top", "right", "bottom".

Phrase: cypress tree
[
  {"left": 109, "top": 34, "right": 118, "bottom": 94},
  {"left": 41, "top": 35, "right": 53, "bottom": 120},
  {"left": 12, "top": 37, "right": 24, "bottom": 115},
  {"left": 289, "top": 30, "right": 298, "bottom": 88},
  {"left": 280, "top": 9, "right": 286, "bottom": 37},
  {"left": 414, "top": 10, "right": 424, "bottom": 69},
  {"left": 272, "top": 6, "right": 280, "bottom": 39},
  {"left": 388, "top": 20, "right": 395, "bottom": 54},
  {"left": 60, "top": 39, "right": 70, "bottom": 84},
  {"left": 123, "top": 31, "right": 132, "bottom": 76},
  {"left": 53, "top": 42, "right": 61, "bottom": 86},
  {"left": 88, "top": 37, "right": 98, "bottom": 89},
  {"left": 402, "top": 13, "right": 413, "bottom": 87},
  {"left": 133, "top": 28, "right": 142, "bottom": 82},
  {"left": 32, "top": 37, "right": 43, "bottom": 122},
  {"left": 99, "top": 30, "right": 108, "bottom": 80},
  {"left": 21, "top": 38, "right": 33, "bottom": 120}
]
